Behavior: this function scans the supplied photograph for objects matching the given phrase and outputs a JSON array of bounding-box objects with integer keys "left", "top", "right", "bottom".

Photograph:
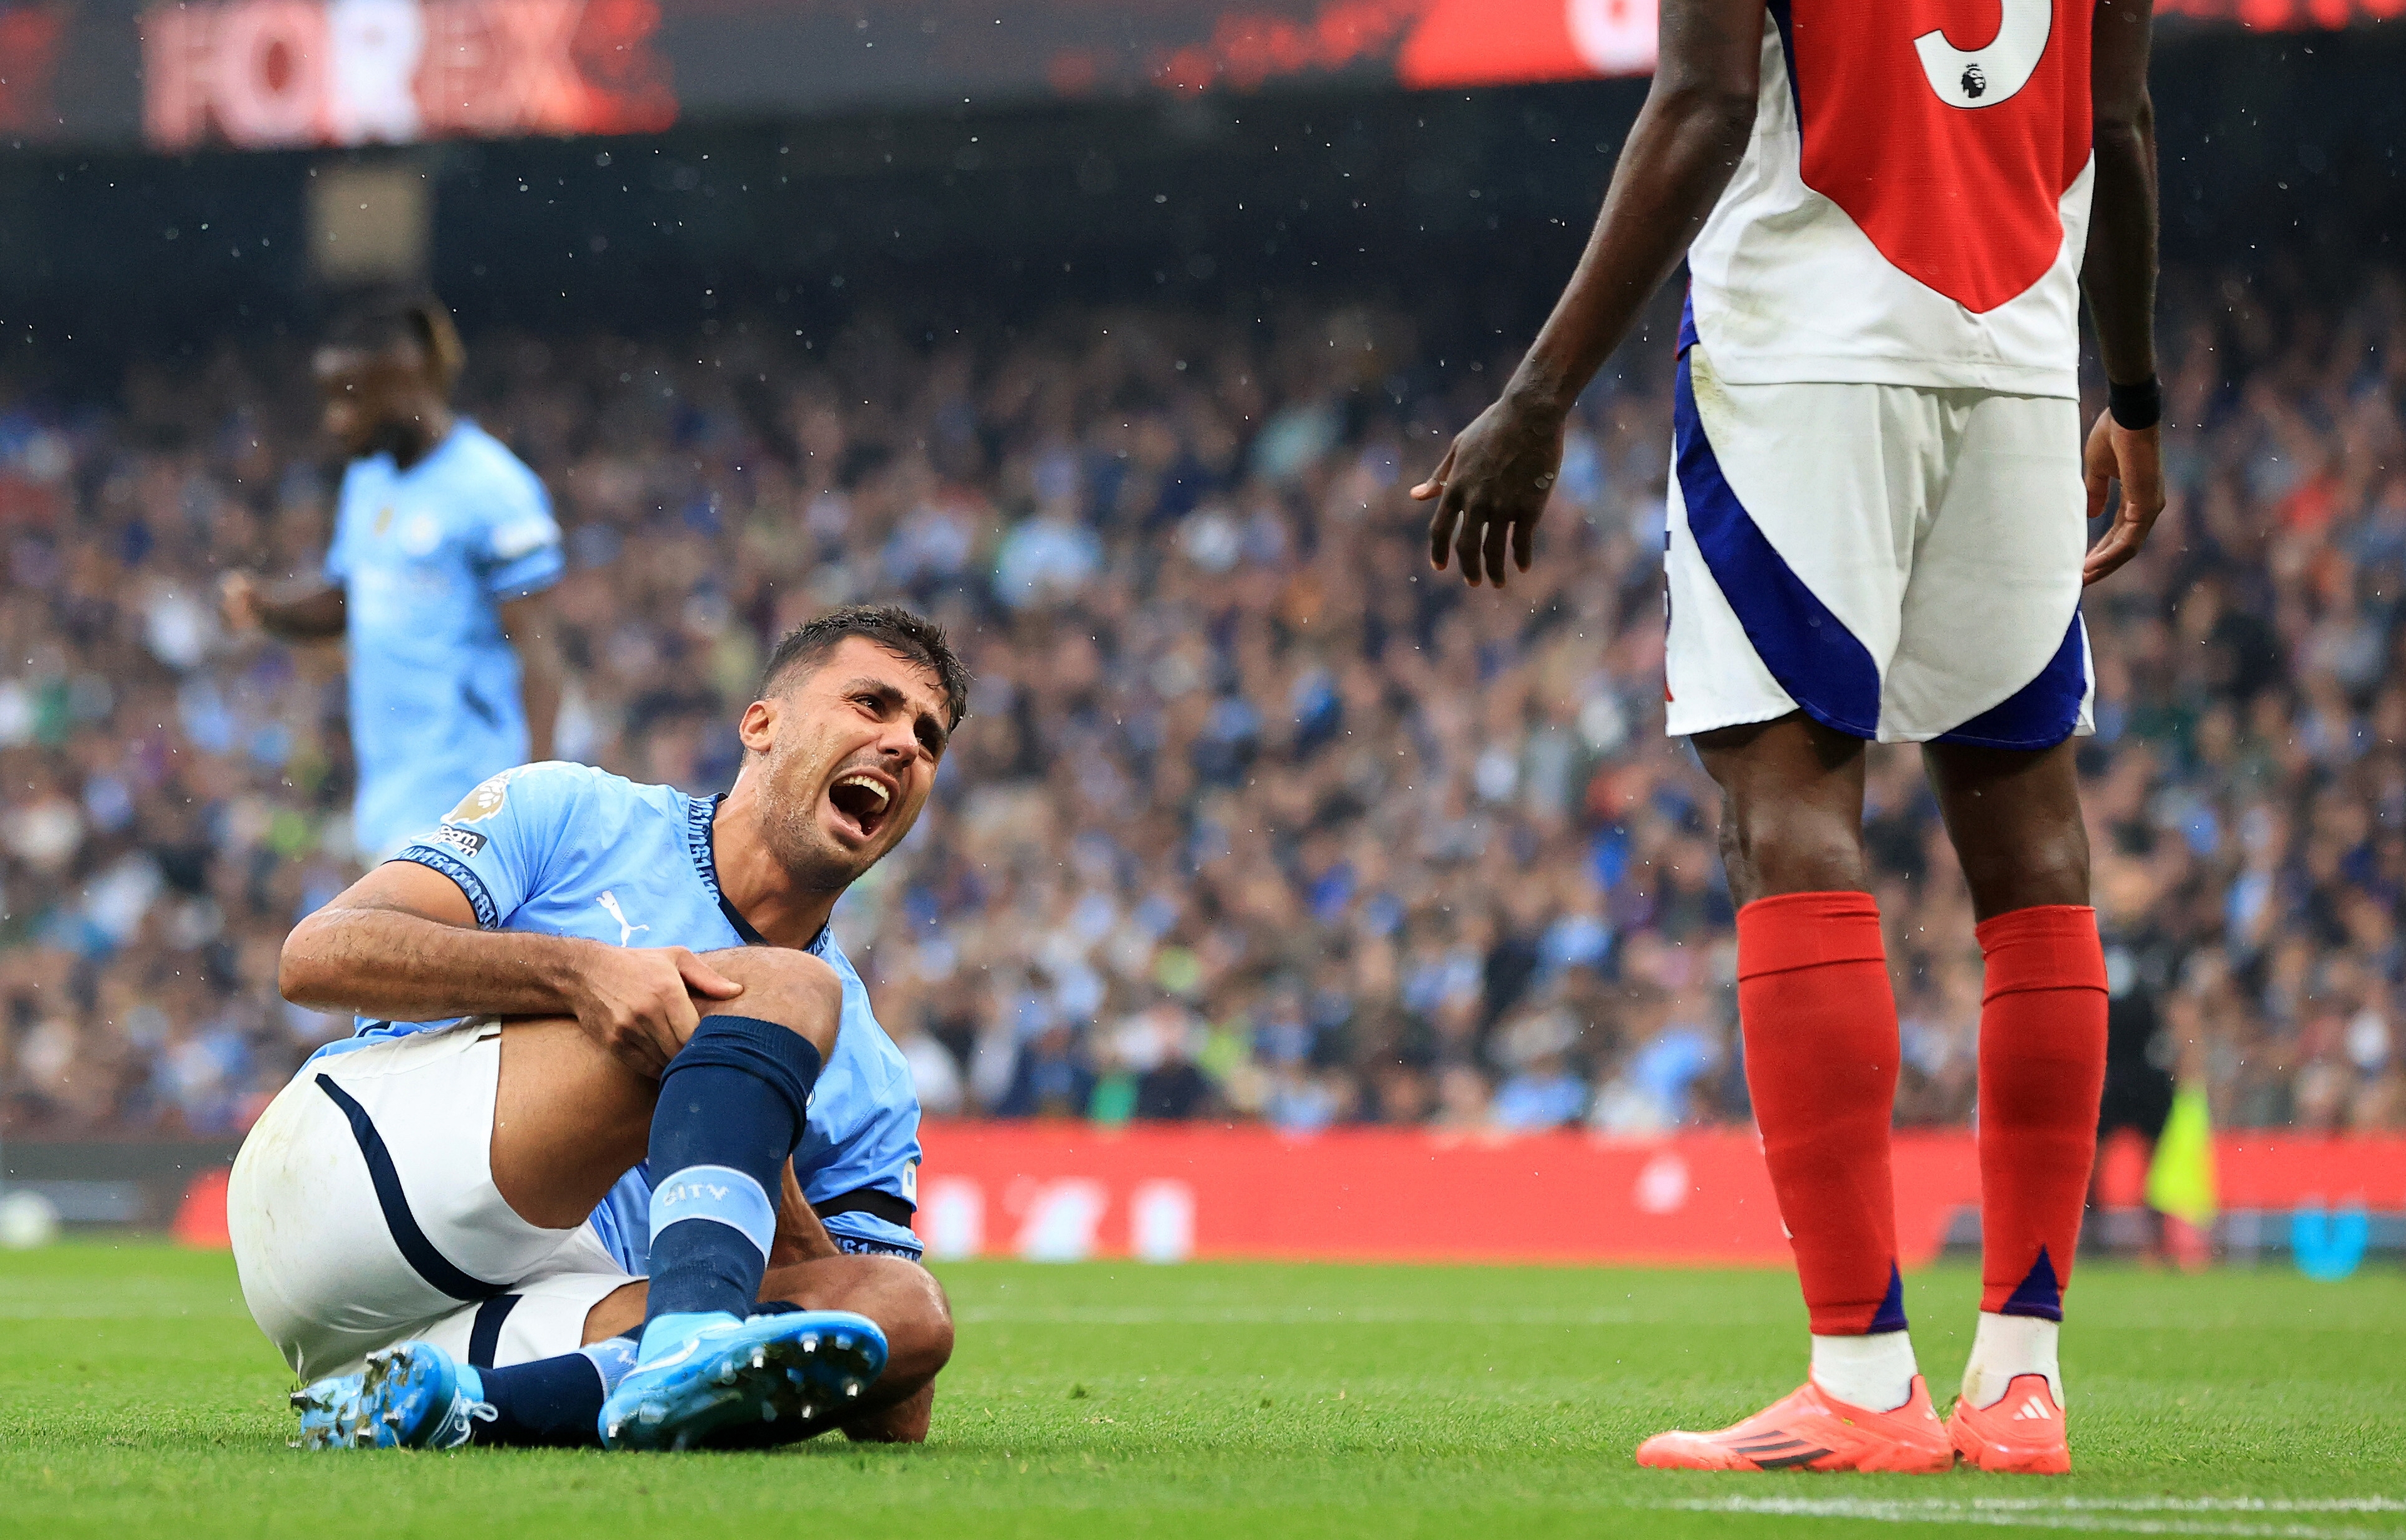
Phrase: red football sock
[
  {"left": 1737, "top": 892, "right": 1905, "bottom": 1336},
  {"left": 1975, "top": 904, "right": 2108, "bottom": 1318}
]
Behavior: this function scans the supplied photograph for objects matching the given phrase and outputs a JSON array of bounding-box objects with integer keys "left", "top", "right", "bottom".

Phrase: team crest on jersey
[
  {"left": 446, "top": 769, "right": 524, "bottom": 824},
  {"left": 373, "top": 505, "right": 393, "bottom": 536},
  {"left": 429, "top": 824, "right": 488, "bottom": 856}
]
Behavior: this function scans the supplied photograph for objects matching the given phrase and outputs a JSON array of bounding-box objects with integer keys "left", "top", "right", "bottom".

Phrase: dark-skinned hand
[
  {"left": 1412, "top": 393, "right": 1569, "bottom": 588},
  {"left": 2081, "top": 410, "right": 2165, "bottom": 586}
]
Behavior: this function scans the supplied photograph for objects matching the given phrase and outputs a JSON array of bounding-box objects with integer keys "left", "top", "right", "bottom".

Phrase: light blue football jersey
[
  {"left": 325, "top": 420, "right": 564, "bottom": 858},
  {"left": 312, "top": 760, "right": 924, "bottom": 1259}
]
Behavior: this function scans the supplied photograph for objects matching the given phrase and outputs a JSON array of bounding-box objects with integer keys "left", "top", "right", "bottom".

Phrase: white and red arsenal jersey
[{"left": 1684, "top": 0, "right": 2095, "bottom": 398}]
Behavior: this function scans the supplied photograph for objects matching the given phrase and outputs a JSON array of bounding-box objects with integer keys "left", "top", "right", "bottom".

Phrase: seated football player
[{"left": 228, "top": 605, "right": 965, "bottom": 1451}]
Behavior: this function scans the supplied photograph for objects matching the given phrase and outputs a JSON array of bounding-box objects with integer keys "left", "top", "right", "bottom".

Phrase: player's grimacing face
[{"left": 744, "top": 636, "right": 951, "bottom": 885}]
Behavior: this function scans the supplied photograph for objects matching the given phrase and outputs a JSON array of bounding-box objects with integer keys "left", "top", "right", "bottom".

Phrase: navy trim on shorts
[
  {"left": 1934, "top": 614, "right": 2087, "bottom": 751},
  {"left": 313, "top": 1073, "right": 505, "bottom": 1303},
  {"left": 467, "top": 1294, "right": 523, "bottom": 1368},
  {"left": 813, "top": 1187, "right": 917, "bottom": 1227}
]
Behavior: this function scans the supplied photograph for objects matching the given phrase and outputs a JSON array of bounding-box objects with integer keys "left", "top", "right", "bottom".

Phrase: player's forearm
[
  {"left": 279, "top": 903, "right": 598, "bottom": 1021},
  {"left": 256, "top": 578, "right": 348, "bottom": 642},
  {"left": 2081, "top": 108, "right": 2158, "bottom": 387},
  {"left": 501, "top": 593, "right": 564, "bottom": 761},
  {"left": 1506, "top": 44, "right": 1758, "bottom": 415},
  {"left": 516, "top": 633, "right": 564, "bottom": 762}
]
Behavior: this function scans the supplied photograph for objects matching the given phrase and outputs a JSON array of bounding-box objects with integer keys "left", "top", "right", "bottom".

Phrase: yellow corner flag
[{"left": 2145, "top": 1084, "right": 2219, "bottom": 1227}]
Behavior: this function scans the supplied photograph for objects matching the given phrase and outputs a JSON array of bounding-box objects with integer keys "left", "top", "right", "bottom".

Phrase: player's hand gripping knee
[
  {"left": 563, "top": 944, "right": 744, "bottom": 1076},
  {"left": 2080, "top": 410, "right": 2164, "bottom": 586},
  {"left": 1414, "top": 395, "right": 1566, "bottom": 589}
]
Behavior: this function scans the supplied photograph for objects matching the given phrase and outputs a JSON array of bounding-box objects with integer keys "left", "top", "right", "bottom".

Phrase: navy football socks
[
  {"left": 464, "top": 1338, "right": 638, "bottom": 1447},
  {"left": 641, "top": 1014, "right": 825, "bottom": 1329}
]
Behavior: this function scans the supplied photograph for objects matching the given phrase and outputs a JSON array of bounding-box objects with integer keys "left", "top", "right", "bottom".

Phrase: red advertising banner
[
  {"left": 0, "top": 0, "right": 2390, "bottom": 150},
  {"left": 914, "top": 1120, "right": 2406, "bottom": 1265},
  {"left": 139, "top": 0, "right": 677, "bottom": 152}
]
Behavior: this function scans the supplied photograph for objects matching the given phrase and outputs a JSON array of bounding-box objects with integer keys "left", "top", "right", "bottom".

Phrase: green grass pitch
[{"left": 1, "top": 1242, "right": 2399, "bottom": 1538}]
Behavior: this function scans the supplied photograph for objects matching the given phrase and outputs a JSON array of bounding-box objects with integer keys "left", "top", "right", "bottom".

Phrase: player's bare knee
[
  {"left": 1724, "top": 806, "right": 1863, "bottom": 898},
  {"left": 870, "top": 1257, "right": 954, "bottom": 1381},
  {"left": 699, "top": 947, "right": 844, "bottom": 1056}
]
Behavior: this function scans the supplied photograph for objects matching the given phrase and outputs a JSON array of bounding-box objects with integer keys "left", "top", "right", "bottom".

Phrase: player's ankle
[
  {"left": 1961, "top": 1311, "right": 2063, "bottom": 1409},
  {"left": 1809, "top": 1329, "right": 1919, "bottom": 1412}
]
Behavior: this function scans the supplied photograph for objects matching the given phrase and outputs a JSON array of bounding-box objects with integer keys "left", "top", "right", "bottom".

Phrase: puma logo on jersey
[
  {"left": 2012, "top": 1394, "right": 2054, "bottom": 1421},
  {"left": 596, "top": 890, "right": 650, "bottom": 947}
]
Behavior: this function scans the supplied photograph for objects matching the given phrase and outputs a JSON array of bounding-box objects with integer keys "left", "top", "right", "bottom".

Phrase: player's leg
[
  {"left": 1638, "top": 356, "right": 1950, "bottom": 1471},
  {"left": 486, "top": 946, "right": 841, "bottom": 1227},
  {"left": 1902, "top": 385, "right": 2101, "bottom": 1472},
  {"left": 231, "top": 1020, "right": 622, "bottom": 1387},
  {"left": 1637, "top": 716, "right": 1950, "bottom": 1470},
  {"left": 1925, "top": 737, "right": 2105, "bottom": 1472},
  {"left": 1700, "top": 717, "right": 1922, "bottom": 1397},
  {"left": 583, "top": 947, "right": 898, "bottom": 1449},
  {"left": 343, "top": 1252, "right": 951, "bottom": 1451}
]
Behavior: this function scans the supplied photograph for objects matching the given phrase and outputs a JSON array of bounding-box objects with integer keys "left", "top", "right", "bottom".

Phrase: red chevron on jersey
[{"left": 1784, "top": 0, "right": 2091, "bottom": 314}]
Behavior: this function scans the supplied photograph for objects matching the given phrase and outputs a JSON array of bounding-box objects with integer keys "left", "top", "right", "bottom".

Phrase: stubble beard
[{"left": 763, "top": 761, "right": 874, "bottom": 898}]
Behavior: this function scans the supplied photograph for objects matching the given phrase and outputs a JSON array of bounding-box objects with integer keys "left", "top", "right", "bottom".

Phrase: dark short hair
[
  {"left": 758, "top": 603, "right": 971, "bottom": 729},
  {"left": 324, "top": 291, "right": 465, "bottom": 392}
]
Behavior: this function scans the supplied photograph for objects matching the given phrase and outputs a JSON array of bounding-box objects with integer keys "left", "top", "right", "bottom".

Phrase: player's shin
[
  {"left": 640, "top": 1014, "right": 825, "bottom": 1355},
  {"left": 1737, "top": 891, "right": 1917, "bottom": 1412},
  {"left": 1967, "top": 905, "right": 2107, "bottom": 1408}
]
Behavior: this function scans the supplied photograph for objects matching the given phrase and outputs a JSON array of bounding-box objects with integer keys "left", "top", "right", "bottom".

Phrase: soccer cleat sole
[
  {"left": 603, "top": 1316, "right": 886, "bottom": 1452},
  {"left": 1635, "top": 1433, "right": 1955, "bottom": 1474},
  {"left": 291, "top": 1348, "right": 415, "bottom": 1450}
]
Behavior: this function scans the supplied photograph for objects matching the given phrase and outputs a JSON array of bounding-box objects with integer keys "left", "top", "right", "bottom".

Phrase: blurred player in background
[
  {"left": 221, "top": 293, "right": 566, "bottom": 860},
  {"left": 1416, "top": 0, "right": 2162, "bottom": 1475}
]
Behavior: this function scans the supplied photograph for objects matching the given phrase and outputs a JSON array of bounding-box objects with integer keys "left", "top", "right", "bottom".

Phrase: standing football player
[
  {"left": 222, "top": 293, "right": 566, "bottom": 860},
  {"left": 1415, "top": 0, "right": 2161, "bottom": 1475}
]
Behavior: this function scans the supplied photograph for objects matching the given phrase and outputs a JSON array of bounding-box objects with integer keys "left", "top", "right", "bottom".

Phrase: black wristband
[{"left": 2107, "top": 375, "right": 2162, "bottom": 432}]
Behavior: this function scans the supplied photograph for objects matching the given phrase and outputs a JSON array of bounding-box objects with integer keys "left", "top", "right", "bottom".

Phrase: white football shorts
[
  {"left": 1664, "top": 345, "right": 2095, "bottom": 747},
  {"left": 227, "top": 1020, "right": 636, "bottom": 1380}
]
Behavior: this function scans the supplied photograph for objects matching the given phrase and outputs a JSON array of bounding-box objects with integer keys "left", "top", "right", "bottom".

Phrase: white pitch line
[
  {"left": 1971, "top": 1505, "right": 2405, "bottom": 1516},
  {"left": 950, "top": 1306, "right": 1648, "bottom": 1326},
  {"left": 1659, "top": 1495, "right": 2406, "bottom": 1539}
]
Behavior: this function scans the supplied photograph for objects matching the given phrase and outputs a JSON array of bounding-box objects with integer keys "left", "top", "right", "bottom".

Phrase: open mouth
[{"left": 827, "top": 771, "right": 894, "bottom": 841}]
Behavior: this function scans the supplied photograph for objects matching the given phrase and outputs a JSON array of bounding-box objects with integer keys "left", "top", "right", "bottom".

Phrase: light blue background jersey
[
  {"left": 311, "top": 760, "right": 924, "bottom": 1259},
  {"left": 325, "top": 420, "right": 564, "bottom": 858}
]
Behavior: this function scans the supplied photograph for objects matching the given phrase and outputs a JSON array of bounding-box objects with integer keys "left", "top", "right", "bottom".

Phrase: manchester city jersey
[
  {"left": 311, "top": 761, "right": 923, "bottom": 1257},
  {"left": 325, "top": 420, "right": 564, "bottom": 858}
]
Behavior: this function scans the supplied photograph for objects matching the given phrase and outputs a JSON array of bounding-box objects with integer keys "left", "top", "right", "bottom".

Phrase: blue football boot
[
  {"left": 598, "top": 1309, "right": 887, "bottom": 1452},
  {"left": 290, "top": 1341, "right": 494, "bottom": 1450}
]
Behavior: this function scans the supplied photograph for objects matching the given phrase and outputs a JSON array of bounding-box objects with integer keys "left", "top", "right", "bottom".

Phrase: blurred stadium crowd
[{"left": 2, "top": 266, "right": 2403, "bottom": 1140}]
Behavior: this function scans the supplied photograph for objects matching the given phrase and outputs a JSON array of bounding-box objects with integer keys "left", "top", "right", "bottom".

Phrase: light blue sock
[
  {"left": 580, "top": 1336, "right": 639, "bottom": 1395},
  {"left": 637, "top": 1309, "right": 739, "bottom": 1364}
]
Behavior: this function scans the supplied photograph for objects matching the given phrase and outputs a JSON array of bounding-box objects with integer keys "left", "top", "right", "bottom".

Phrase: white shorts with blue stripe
[
  {"left": 1664, "top": 346, "right": 2095, "bottom": 749},
  {"left": 229, "top": 1021, "right": 635, "bottom": 1380}
]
